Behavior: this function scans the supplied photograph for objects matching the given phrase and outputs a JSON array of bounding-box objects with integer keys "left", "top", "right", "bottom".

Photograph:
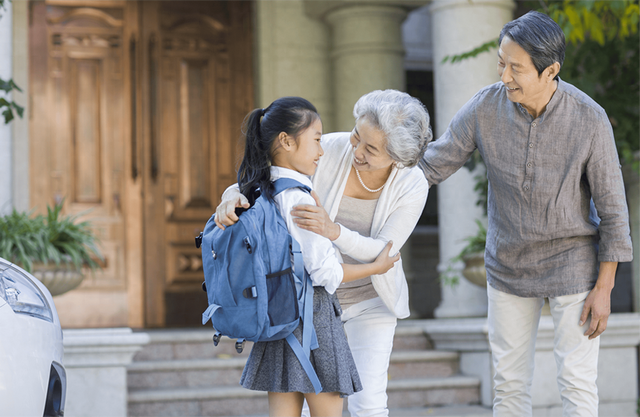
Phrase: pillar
[
  {"left": 12, "top": 0, "right": 28, "bottom": 212},
  {"left": 0, "top": 0, "right": 12, "bottom": 213},
  {"left": 430, "top": 0, "right": 515, "bottom": 318},
  {"left": 303, "top": 0, "right": 430, "bottom": 130},
  {"left": 253, "top": 0, "right": 334, "bottom": 131},
  {"left": 325, "top": 4, "right": 408, "bottom": 131}
]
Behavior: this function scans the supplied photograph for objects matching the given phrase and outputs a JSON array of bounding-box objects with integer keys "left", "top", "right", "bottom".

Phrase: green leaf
[{"left": 442, "top": 38, "right": 499, "bottom": 65}]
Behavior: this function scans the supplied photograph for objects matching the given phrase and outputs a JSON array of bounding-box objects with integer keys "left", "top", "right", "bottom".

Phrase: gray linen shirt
[{"left": 420, "top": 79, "right": 633, "bottom": 298}]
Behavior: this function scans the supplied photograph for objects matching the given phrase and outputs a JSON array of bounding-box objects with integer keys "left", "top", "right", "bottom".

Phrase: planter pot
[
  {"left": 31, "top": 263, "right": 85, "bottom": 296},
  {"left": 462, "top": 252, "right": 487, "bottom": 288}
]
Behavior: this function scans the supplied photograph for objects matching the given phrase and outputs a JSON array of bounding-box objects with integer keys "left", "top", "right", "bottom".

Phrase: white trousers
[
  {"left": 487, "top": 285, "right": 600, "bottom": 417},
  {"left": 342, "top": 297, "right": 397, "bottom": 417}
]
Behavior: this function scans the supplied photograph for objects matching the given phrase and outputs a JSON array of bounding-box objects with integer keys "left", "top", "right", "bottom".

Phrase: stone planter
[
  {"left": 31, "top": 263, "right": 85, "bottom": 296},
  {"left": 462, "top": 252, "right": 487, "bottom": 288}
]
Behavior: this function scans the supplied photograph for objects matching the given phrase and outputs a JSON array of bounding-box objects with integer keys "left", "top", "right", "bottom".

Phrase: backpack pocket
[{"left": 265, "top": 267, "right": 299, "bottom": 326}]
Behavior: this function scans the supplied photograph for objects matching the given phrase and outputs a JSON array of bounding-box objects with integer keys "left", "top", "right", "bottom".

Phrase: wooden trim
[
  {"left": 45, "top": 0, "right": 126, "bottom": 7},
  {"left": 47, "top": 7, "right": 124, "bottom": 27}
]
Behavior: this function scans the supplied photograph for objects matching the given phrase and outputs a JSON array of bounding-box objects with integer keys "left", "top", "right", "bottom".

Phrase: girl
[{"left": 236, "top": 96, "right": 399, "bottom": 417}]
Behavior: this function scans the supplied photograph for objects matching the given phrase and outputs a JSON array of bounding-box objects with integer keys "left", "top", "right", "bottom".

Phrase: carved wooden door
[
  {"left": 29, "top": 1, "right": 130, "bottom": 313},
  {"left": 140, "top": 1, "right": 253, "bottom": 326},
  {"left": 30, "top": 0, "right": 252, "bottom": 327}
]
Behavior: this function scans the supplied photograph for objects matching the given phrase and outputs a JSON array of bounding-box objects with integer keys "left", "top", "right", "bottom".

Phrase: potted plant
[{"left": 0, "top": 201, "right": 102, "bottom": 296}]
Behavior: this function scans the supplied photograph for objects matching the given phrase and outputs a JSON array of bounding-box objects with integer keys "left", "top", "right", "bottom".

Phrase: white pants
[
  {"left": 301, "top": 297, "right": 396, "bottom": 417},
  {"left": 487, "top": 285, "right": 599, "bottom": 417},
  {"left": 342, "top": 297, "right": 397, "bottom": 417}
]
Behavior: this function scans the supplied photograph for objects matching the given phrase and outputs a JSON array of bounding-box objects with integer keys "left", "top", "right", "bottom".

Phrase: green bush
[{"left": 0, "top": 202, "right": 102, "bottom": 273}]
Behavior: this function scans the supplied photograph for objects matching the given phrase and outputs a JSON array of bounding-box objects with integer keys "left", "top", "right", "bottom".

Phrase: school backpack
[{"left": 196, "top": 178, "right": 322, "bottom": 394}]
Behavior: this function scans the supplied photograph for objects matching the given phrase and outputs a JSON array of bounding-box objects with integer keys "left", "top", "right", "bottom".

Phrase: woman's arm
[
  {"left": 283, "top": 191, "right": 398, "bottom": 293},
  {"left": 292, "top": 174, "right": 428, "bottom": 263}
]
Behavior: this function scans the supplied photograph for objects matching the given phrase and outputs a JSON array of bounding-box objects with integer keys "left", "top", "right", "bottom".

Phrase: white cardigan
[{"left": 312, "top": 133, "right": 429, "bottom": 318}]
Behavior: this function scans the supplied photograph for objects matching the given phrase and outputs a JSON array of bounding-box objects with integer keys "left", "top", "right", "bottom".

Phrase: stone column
[
  {"left": 430, "top": 0, "right": 515, "bottom": 318},
  {"left": 0, "top": 1, "right": 12, "bottom": 213},
  {"left": 325, "top": 4, "right": 408, "bottom": 131},
  {"left": 12, "top": 0, "right": 28, "bottom": 212},
  {"left": 253, "top": 0, "right": 334, "bottom": 131},
  {"left": 304, "top": 1, "right": 429, "bottom": 130}
]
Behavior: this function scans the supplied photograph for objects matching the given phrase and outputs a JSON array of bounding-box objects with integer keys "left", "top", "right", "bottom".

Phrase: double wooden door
[{"left": 29, "top": 0, "right": 252, "bottom": 327}]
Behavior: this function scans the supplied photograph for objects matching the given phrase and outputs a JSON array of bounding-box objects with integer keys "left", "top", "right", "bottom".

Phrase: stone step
[
  {"left": 134, "top": 323, "right": 432, "bottom": 362},
  {"left": 389, "top": 404, "right": 492, "bottom": 416},
  {"left": 128, "top": 376, "right": 480, "bottom": 417},
  {"left": 129, "top": 404, "right": 492, "bottom": 417},
  {"left": 128, "top": 349, "right": 459, "bottom": 390}
]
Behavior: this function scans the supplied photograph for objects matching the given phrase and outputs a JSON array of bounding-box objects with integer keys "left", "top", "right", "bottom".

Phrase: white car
[{"left": 0, "top": 257, "right": 66, "bottom": 417}]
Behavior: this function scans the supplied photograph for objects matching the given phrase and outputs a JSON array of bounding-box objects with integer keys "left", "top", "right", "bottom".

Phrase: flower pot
[
  {"left": 461, "top": 252, "right": 487, "bottom": 288},
  {"left": 31, "top": 263, "right": 85, "bottom": 296}
]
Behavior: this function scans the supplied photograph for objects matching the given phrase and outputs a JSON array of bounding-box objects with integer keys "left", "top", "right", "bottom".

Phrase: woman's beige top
[{"left": 335, "top": 195, "right": 379, "bottom": 311}]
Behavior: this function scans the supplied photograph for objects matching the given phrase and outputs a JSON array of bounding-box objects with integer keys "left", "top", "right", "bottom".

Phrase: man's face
[{"left": 497, "top": 36, "right": 550, "bottom": 115}]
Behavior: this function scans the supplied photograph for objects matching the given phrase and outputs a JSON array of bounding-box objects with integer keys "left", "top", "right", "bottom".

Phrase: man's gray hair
[{"left": 353, "top": 90, "right": 433, "bottom": 168}]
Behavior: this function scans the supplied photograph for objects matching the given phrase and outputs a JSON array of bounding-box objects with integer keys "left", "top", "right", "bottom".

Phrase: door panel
[
  {"left": 142, "top": 1, "right": 253, "bottom": 327},
  {"left": 31, "top": 1, "right": 127, "bottom": 295}
]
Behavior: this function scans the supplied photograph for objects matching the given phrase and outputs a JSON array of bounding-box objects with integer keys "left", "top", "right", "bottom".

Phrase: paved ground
[{"left": 389, "top": 405, "right": 493, "bottom": 416}]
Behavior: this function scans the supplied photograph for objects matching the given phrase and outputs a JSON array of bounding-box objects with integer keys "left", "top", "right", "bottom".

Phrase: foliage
[
  {"left": 0, "top": 0, "right": 23, "bottom": 125},
  {"left": 0, "top": 79, "right": 24, "bottom": 124},
  {"left": 0, "top": 201, "right": 102, "bottom": 273}
]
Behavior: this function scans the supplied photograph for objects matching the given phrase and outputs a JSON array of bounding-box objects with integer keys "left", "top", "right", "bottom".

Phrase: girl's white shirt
[{"left": 270, "top": 166, "right": 344, "bottom": 294}]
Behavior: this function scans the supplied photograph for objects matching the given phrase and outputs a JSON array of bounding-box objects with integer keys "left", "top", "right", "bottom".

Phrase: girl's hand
[
  {"left": 214, "top": 189, "right": 250, "bottom": 230},
  {"left": 291, "top": 191, "right": 340, "bottom": 241},
  {"left": 373, "top": 241, "right": 400, "bottom": 274}
]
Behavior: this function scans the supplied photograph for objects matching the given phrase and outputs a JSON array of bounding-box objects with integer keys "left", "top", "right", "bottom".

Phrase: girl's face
[
  {"left": 276, "top": 118, "right": 324, "bottom": 176},
  {"left": 349, "top": 118, "right": 395, "bottom": 173}
]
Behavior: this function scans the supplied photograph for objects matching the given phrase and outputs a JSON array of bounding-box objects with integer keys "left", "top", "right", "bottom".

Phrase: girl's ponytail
[{"left": 238, "top": 108, "right": 271, "bottom": 206}]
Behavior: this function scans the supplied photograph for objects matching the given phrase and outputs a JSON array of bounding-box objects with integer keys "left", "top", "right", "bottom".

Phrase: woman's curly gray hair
[{"left": 353, "top": 89, "right": 433, "bottom": 168}]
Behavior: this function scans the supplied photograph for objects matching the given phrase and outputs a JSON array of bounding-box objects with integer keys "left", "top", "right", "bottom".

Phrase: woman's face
[{"left": 349, "top": 118, "right": 395, "bottom": 173}]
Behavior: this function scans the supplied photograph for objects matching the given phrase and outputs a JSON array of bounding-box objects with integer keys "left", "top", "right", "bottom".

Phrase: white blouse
[{"left": 270, "top": 166, "right": 344, "bottom": 294}]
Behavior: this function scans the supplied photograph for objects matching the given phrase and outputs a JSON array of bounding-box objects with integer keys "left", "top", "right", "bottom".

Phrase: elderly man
[{"left": 420, "top": 10, "right": 633, "bottom": 417}]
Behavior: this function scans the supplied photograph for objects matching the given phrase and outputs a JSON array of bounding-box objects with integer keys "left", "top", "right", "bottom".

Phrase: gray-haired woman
[{"left": 216, "top": 89, "right": 432, "bottom": 417}]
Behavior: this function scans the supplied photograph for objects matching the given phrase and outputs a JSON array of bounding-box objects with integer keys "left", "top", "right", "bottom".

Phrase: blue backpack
[{"left": 196, "top": 178, "right": 322, "bottom": 394}]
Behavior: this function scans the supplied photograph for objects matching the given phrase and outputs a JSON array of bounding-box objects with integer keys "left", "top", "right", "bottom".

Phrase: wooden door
[
  {"left": 30, "top": 0, "right": 253, "bottom": 327},
  {"left": 140, "top": 1, "right": 253, "bottom": 327},
  {"left": 30, "top": 1, "right": 130, "bottom": 309}
]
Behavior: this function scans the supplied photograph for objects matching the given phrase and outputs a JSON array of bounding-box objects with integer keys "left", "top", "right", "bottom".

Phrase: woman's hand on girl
[
  {"left": 214, "top": 188, "right": 250, "bottom": 230},
  {"left": 291, "top": 191, "right": 341, "bottom": 241},
  {"left": 374, "top": 241, "right": 400, "bottom": 274}
]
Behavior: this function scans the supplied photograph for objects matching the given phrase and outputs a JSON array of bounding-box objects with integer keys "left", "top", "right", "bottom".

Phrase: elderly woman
[{"left": 216, "top": 90, "right": 432, "bottom": 417}]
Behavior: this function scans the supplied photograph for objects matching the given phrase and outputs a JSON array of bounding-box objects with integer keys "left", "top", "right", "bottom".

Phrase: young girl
[{"left": 236, "top": 97, "right": 399, "bottom": 417}]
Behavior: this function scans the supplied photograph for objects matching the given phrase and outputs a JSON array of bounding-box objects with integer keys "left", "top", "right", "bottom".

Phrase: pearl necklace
[{"left": 355, "top": 168, "right": 385, "bottom": 193}]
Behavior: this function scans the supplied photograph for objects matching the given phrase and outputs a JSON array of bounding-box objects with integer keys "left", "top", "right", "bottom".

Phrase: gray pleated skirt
[{"left": 240, "top": 286, "right": 362, "bottom": 396}]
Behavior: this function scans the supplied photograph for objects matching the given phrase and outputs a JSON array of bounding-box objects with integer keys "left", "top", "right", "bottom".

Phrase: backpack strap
[
  {"left": 285, "top": 237, "right": 322, "bottom": 394},
  {"left": 272, "top": 178, "right": 312, "bottom": 196}
]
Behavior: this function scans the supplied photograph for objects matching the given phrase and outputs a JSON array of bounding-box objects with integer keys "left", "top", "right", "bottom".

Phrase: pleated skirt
[{"left": 240, "top": 286, "right": 362, "bottom": 397}]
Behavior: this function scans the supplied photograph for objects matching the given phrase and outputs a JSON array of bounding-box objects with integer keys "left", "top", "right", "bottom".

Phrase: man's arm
[{"left": 419, "top": 96, "right": 480, "bottom": 187}]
